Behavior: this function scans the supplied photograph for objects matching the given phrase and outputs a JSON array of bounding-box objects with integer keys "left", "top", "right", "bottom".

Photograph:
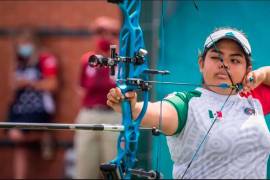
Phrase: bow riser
[
  {"left": 107, "top": 0, "right": 150, "bottom": 179},
  {"left": 117, "top": 1, "right": 150, "bottom": 178},
  {"left": 90, "top": 0, "right": 162, "bottom": 178}
]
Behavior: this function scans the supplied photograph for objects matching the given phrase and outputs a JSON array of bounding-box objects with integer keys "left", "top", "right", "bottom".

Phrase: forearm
[
  {"left": 258, "top": 66, "right": 270, "bottom": 86},
  {"left": 133, "top": 101, "right": 178, "bottom": 135},
  {"left": 133, "top": 102, "right": 160, "bottom": 128},
  {"left": 106, "top": 88, "right": 177, "bottom": 135},
  {"left": 32, "top": 77, "right": 58, "bottom": 92},
  {"left": 13, "top": 79, "right": 30, "bottom": 90}
]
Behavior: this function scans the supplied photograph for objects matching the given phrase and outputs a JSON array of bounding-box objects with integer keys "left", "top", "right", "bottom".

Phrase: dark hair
[{"left": 16, "top": 28, "right": 39, "bottom": 42}]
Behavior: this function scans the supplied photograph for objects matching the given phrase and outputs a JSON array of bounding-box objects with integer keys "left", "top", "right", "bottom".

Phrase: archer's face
[{"left": 199, "top": 39, "right": 249, "bottom": 95}]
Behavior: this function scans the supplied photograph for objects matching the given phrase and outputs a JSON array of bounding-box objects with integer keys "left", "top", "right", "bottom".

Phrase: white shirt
[{"left": 165, "top": 88, "right": 270, "bottom": 179}]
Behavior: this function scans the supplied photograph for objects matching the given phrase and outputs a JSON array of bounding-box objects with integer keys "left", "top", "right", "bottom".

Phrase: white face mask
[{"left": 17, "top": 43, "right": 34, "bottom": 58}]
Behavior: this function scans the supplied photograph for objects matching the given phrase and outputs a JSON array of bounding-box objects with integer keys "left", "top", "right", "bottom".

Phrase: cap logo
[{"left": 225, "top": 32, "right": 234, "bottom": 37}]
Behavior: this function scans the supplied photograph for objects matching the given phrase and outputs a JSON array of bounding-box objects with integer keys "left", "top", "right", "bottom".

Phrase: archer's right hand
[{"left": 106, "top": 87, "right": 137, "bottom": 113}]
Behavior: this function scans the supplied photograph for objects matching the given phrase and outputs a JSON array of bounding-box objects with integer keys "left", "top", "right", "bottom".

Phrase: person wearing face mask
[
  {"left": 7, "top": 28, "right": 58, "bottom": 179},
  {"left": 74, "top": 16, "right": 121, "bottom": 179}
]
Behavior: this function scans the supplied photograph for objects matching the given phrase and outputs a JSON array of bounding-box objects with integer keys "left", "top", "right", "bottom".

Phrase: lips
[{"left": 215, "top": 72, "right": 228, "bottom": 79}]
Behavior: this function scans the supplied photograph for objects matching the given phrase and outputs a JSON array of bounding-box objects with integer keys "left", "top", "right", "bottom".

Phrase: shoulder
[
  {"left": 37, "top": 51, "right": 58, "bottom": 77},
  {"left": 164, "top": 90, "right": 202, "bottom": 135},
  {"left": 165, "top": 90, "right": 202, "bottom": 104},
  {"left": 38, "top": 52, "right": 58, "bottom": 67}
]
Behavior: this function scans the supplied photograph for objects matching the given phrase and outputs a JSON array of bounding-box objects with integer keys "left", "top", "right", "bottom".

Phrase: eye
[
  {"left": 231, "top": 58, "right": 241, "bottom": 64},
  {"left": 210, "top": 55, "right": 222, "bottom": 61}
]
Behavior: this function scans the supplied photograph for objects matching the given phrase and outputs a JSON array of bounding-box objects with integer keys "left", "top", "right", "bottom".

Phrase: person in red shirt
[
  {"left": 7, "top": 28, "right": 58, "bottom": 179},
  {"left": 74, "top": 16, "right": 121, "bottom": 179}
]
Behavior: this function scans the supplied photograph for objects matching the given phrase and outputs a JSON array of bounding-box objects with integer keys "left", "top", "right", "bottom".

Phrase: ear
[
  {"left": 198, "top": 56, "right": 204, "bottom": 73},
  {"left": 246, "top": 65, "right": 252, "bottom": 74}
]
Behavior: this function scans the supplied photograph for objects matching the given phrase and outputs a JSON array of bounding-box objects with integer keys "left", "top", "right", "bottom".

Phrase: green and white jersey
[{"left": 165, "top": 87, "right": 270, "bottom": 179}]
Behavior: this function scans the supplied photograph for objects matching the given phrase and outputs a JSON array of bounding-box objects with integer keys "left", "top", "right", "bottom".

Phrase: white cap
[{"left": 203, "top": 28, "right": 251, "bottom": 56}]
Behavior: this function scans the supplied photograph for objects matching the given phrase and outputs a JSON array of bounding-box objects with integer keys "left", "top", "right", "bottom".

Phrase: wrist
[
  {"left": 258, "top": 67, "right": 267, "bottom": 82},
  {"left": 132, "top": 102, "right": 142, "bottom": 120}
]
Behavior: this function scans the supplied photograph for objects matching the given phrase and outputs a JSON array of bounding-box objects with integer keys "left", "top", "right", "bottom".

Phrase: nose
[{"left": 218, "top": 61, "right": 229, "bottom": 70}]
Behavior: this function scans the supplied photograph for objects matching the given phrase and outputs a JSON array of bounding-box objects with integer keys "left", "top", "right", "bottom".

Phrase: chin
[{"left": 208, "top": 86, "right": 236, "bottom": 95}]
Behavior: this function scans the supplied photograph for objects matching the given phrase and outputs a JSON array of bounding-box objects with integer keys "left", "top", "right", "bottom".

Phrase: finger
[
  {"left": 107, "top": 93, "right": 121, "bottom": 103},
  {"left": 247, "top": 76, "right": 256, "bottom": 90},
  {"left": 107, "top": 100, "right": 119, "bottom": 108},
  {"left": 246, "top": 76, "right": 254, "bottom": 85},
  {"left": 107, "top": 100, "right": 114, "bottom": 107},
  {"left": 248, "top": 76, "right": 254, "bottom": 83},
  {"left": 242, "top": 76, "right": 252, "bottom": 92},
  {"left": 246, "top": 72, "right": 255, "bottom": 84},
  {"left": 115, "top": 87, "right": 125, "bottom": 99},
  {"left": 125, "top": 91, "right": 136, "bottom": 98},
  {"left": 240, "top": 91, "right": 248, "bottom": 97},
  {"left": 244, "top": 78, "right": 253, "bottom": 89},
  {"left": 109, "top": 88, "right": 121, "bottom": 100},
  {"left": 243, "top": 86, "right": 251, "bottom": 93},
  {"left": 111, "top": 88, "right": 124, "bottom": 100}
]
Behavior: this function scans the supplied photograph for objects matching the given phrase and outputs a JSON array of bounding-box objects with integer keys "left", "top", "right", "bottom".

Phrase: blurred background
[
  {"left": 0, "top": 0, "right": 159, "bottom": 178},
  {"left": 1, "top": 0, "right": 270, "bottom": 179},
  {"left": 0, "top": 1, "right": 122, "bottom": 178}
]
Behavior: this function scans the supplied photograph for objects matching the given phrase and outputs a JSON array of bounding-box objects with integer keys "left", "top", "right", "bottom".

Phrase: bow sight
[
  {"left": 89, "top": 45, "right": 170, "bottom": 91},
  {"left": 89, "top": 45, "right": 148, "bottom": 76}
]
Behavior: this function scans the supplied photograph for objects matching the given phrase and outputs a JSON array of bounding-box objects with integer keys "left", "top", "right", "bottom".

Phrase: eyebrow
[{"left": 209, "top": 48, "right": 244, "bottom": 57}]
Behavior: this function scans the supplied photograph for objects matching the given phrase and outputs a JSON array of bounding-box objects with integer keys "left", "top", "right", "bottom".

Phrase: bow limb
[{"left": 106, "top": 0, "right": 150, "bottom": 179}]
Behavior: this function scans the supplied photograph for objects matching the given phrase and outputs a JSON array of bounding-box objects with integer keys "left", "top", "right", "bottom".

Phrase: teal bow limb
[{"left": 109, "top": 0, "right": 151, "bottom": 179}]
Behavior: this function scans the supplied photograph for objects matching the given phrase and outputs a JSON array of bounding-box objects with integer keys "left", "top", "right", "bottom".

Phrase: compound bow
[{"left": 89, "top": 0, "right": 165, "bottom": 179}]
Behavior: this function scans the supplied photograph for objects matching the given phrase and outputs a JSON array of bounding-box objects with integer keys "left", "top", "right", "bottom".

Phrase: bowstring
[
  {"left": 181, "top": 89, "right": 233, "bottom": 179},
  {"left": 154, "top": 1, "right": 242, "bottom": 178},
  {"left": 180, "top": 1, "right": 238, "bottom": 178},
  {"left": 155, "top": 0, "right": 165, "bottom": 176}
]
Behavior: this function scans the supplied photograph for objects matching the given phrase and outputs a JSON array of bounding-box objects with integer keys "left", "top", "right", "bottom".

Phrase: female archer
[{"left": 106, "top": 27, "right": 270, "bottom": 179}]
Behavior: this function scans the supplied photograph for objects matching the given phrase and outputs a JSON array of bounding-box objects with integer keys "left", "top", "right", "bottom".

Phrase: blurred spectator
[
  {"left": 74, "top": 16, "right": 121, "bottom": 179},
  {"left": 6, "top": 27, "right": 58, "bottom": 178},
  {"left": 64, "top": 147, "right": 76, "bottom": 179}
]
